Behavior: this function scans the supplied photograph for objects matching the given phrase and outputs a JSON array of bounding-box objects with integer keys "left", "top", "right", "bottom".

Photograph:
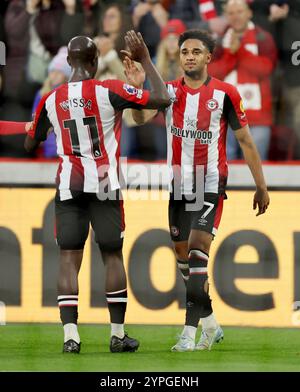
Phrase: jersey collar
[{"left": 181, "top": 75, "right": 212, "bottom": 93}]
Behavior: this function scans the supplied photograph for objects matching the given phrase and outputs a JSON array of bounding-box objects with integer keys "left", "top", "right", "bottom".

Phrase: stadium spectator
[
  {"left": 24, "top": 33, "right": 170, "bottom": 353},
  {"left": 156, "top": 19, "right": 186, "bottom": 81},
  {"left": 2, "top": 0, "right": 32, "bottom": 120},
  {"left": 93, "top": 3, "right": 140, "bottom": 158},
  {"left": 126, "top": 28, "right": 269, "bottom": 351},
  {"left": 26, "top": 0, "right": 84, "bottom": 85},
  {"left": 32, "top": 46, "right": 71, "bottom": 158},
  {"left": 209, "top": 0, "right": 277, "bottom": 160},
  {"left": 131, "top": 0, "right": 169, "bottom": 59},
  {"left": 0, "top": 0, "right": 35, "bottom": 157},
  {"left": 271, "top": 0, "right": 300, "bottom": 159},
  {"left": 168, "top": 0, "right": 228, "bottom": 36},
  {"left": 81, "top": 0, "right": 101, "bottom": 37},
  {"left": 94, "top": 3, "right": 132, "bottom": 81}
]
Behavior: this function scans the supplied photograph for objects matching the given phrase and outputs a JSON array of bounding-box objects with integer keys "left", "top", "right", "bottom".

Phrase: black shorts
[
  {"left": 55, "top": 191, "right": 125, "bottom": 251},
  {"left": 168, "top": 193, "right": 225, "bottom": 242}
]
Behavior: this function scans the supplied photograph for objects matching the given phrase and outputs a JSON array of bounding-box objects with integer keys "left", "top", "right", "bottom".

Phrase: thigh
[
  {"left": 190, "top": 193, "right": 225, "bottom": 238},
  {"left": 89, "top": 193, "right": 125, "bottom": 252},
  {"left": 55, "top": 193, "right": 90, "bottom": 250},
  {"left": 168, "top": 196, "right": 191, "bottom": 243}
]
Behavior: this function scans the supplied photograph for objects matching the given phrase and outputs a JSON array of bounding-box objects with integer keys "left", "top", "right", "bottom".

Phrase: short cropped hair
[{"left": 178, "top": 29, "right": 216, "bottom": 53}]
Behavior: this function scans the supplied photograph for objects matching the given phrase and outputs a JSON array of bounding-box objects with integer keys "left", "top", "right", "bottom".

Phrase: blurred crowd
[{"left": 0, "top": 0, "right": 299, "bottom": 160}]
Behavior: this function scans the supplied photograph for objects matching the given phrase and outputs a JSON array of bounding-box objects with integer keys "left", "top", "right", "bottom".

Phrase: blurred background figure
[
  {"left": 0, "top": 0, "right": 83, "bottom": 157},
  {"left": 251, "top": 0, "right": 300, "bottom": 160},
  {"left": 209, "top": 0, "right": 277, "bottom": 160},
  {"left": 131, "top": 0, "right": 169, "bottom": 59},
  {"left": 156, "top": 18, "right": 185, "bottom": 81},
  {"left": 168, "top": 0, "right": 228, "bottom": 37},
  {"left": 32, "top": 46, "right": 71, "bottom": 158},
  {"left": 93, "top": 3, "right": 138, "bottom": 159},
  {"left": 94, "top": 2, "right": 133, "bottom": 81}
]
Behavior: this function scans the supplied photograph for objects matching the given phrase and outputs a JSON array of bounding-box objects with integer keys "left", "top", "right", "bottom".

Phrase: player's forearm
[
  {"left": 239, "top": 139, "right": 267, "bottom": 190},
  {"left": 140, "top": 58, "right": 170, "bottom": 109}
]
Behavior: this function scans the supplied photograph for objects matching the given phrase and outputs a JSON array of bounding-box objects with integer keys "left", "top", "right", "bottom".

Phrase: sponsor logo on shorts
[
  {"left": 123, "top": 84, "right": 143, "bottom": 99},
  {"left": 198, "top": 218, "right": 207, "bottom": 226},
  {"left": 171, "top": 226, "right": 179, "bottom": 237},
  {"left": 206, "top": 98, "right": 219, "bottom": 111}
]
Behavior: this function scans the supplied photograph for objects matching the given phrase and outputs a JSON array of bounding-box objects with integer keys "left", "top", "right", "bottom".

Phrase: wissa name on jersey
[{"left": 60, "top": 98, "right": 92, "bottom": 111}]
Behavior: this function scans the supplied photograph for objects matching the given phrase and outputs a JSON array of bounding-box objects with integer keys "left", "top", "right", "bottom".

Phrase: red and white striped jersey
[
  {"left": 28, "top": 79, "right": 150, "bottom": 200},
  {"left": 165, "top": 76, "right": 248, "bottom": 195}
]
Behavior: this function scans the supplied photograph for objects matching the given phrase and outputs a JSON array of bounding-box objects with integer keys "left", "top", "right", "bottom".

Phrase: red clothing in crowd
[{"left": 208, "top": 22, "right": 277, "bottom": 126}]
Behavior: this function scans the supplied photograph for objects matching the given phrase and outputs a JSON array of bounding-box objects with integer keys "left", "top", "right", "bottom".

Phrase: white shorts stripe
[
  {"left": 106, "top": 288, "right": 127, "bottom": 295},
  {"left": 106, "top": 298, "right": 128, "bottom": 303},
  {"left": 58, "top": 300, "right": 78, "bottom": 306},
  {"left": 57, "top": 295, "right": 78, "bottom": 300},
  {"left": 189, "top": 249, "right": 208, "bottom": 260},
  {"left": 177, "top": 262, "right": 189, "bottom": 270},
  {"left": 190, "top": 267, "right": 207, "bottom": 274}
]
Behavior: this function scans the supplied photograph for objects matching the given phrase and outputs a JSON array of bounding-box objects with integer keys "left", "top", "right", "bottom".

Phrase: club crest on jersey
[
  {"left": 171, "top": 226, "right": 179, "bottom": 237},
  {"left": 123, "top": 84, "right": 143, "bottom": 99},
  {"left": 206, "top": 98, "right": 219, "bottom": 111}
]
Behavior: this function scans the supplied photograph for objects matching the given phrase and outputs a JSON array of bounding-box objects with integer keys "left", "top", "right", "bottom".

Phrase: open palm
[{"left": 123, "top": 56, "right": 145, "bottom": 88}]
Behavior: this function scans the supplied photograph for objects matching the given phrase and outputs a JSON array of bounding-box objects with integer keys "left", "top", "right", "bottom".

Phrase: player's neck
[
  {"left": 69, "top": 68, "right": 93, "bottom": 82},
  {"left": 183, "top": 70, "right": 209, "bottom": 89}
]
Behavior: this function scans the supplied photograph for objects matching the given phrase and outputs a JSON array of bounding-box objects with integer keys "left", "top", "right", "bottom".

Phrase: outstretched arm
[
  {"left": 123, "top": 56, "right": 158, "bottom": 124},
  {"left": 235, "top": 125, "right": 270, "bottom": 216},
  {"left": 24, "top": 93, "right": 53, "bottom": 152}
]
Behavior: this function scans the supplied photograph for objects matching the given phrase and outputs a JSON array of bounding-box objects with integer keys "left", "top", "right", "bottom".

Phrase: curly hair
[{"left": 178, "top": 29, "right": 216, "bottom": 53}]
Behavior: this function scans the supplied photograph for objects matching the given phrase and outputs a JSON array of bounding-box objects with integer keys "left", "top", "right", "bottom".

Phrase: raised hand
[
  {"left": 123, "top": 56, "right": 145, "bottom": 88},
  {"left": 121, "top": 31, "right": 151, "bottom": 64},
  {"left": 253, "top": 187, "right": 270, "bottom": 216}
]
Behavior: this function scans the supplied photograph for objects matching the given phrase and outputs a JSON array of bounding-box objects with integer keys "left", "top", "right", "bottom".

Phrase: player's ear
[
  {"left": 67, "top": 55, "right": 71, "bottom": 67},
  {"left": 206, "top": 52, "right": 212, "bottom": 64}
]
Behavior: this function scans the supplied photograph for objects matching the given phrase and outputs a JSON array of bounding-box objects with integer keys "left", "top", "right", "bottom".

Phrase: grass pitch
[{"left": 0, "top": 324, "right": 300, "bottom": 372}]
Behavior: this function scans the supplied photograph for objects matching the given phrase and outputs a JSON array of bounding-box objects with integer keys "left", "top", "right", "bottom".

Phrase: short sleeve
[
  {"left": 28, "top": 93, "right": 53, "bottom": 141},
  {"left": 103, "top": 80, "right": 150, "bottom": 111},
  {"left": 223, "top": 85, "right": 248, "bottom": 130}
]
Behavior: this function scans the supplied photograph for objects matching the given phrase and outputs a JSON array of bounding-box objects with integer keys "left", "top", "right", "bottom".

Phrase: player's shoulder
[
  {"left": 209, "top": 77, "right": 239, "bottom": 96},
  {"left": 100, "top": 78, "right": 124, "bottom": 89},
  {"left": 166, "top": 78, "right": 183, "bottom": 98},
  {"left": 41, "top": 84, "right": 63, "bottom": 105},
  {"left": 166, "top": 78, "right": 183, "bottom": 89}
]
